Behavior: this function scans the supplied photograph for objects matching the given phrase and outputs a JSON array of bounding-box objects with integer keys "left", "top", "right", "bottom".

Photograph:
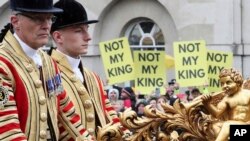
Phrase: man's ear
[
  {"left": 52, "top": 31, "right": 63, "bottom": 44},
  {"left": 10, "top": 15, "right": 19, "bottom": 30}
]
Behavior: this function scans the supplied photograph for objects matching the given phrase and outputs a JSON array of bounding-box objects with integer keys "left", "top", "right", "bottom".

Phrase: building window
[
  {"left": 125, "top": 19, "right": 165, "bottom": 51},
  {"left": 122, "top": 19, "right": 165, "bottom": 87}
]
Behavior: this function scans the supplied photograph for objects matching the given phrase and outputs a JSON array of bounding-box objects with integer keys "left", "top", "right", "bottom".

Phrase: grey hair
[{"left": 108, "top": 88, "right": 119, "bottom": 101}]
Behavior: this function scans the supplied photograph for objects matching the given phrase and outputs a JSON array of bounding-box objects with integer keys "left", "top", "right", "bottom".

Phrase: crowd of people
[{"left": 106, "top": 79, "right": 206, "bottom": 117}]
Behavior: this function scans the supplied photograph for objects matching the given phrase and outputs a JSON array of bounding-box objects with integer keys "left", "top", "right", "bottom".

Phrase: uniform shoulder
[
  {"left": 0, "top": 55, "right": 14, "bottom": 81},
  {"left": 82, "top": 67, "right": 94, "bottom": 75}
]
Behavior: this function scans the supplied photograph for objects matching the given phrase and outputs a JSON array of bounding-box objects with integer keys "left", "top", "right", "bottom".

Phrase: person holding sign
[
  {"left": 202, "top": 68, "right": 250, "bottom": 141},
  {"left": 49, "top": 0, "right": 130, "bottom": 139}
]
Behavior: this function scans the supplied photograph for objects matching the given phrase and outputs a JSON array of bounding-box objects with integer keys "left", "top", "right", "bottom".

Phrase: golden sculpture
[
  {"left": 96, "top": 122, "right": 123, "bottom": 141},
  {"left": 202, "top": 68, "right": 250, "bottom": 141},
  {"left": 115, "top": 68, "right": 250, "bottom": 141}
]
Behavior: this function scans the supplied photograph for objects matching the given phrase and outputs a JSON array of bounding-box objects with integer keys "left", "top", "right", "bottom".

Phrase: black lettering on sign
[
  {"left": 141, "top": 65, "right": 158, "bottom": 74},
  {"left": 208, "top": 65, "right": 224, "bottom": 74},
  {"left": 209, "top": 78, "right": 220, "bottom": 87},
  {"left": 104, "top": 40, "right": 124, "bottom": 52},
  {"left": 178, "top": 69, "right": 205, "bottom": 79},
  {"left": 182, "top": 56, "right": 198, "bottom": 66},
  {"left": 178, "top": 43, "right": 200, "bottom": 53},
  {"left": 207, "top": 52, "right": 228, "bottom": 63},
  {"left": 109, "top": 53, "right": 124, "bottom": 64},
  {"left": 107, "top": 64, "right": 132, "bottom": 77},
  {"left": 138, "top": 52, "right": 160, "bottom": 62},
  {"left": 137, "top": 78, "right": 163, "bottom": 87}
]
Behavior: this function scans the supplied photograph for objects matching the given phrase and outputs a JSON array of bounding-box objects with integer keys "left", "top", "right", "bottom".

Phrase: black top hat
[
  {"left": 10, "top": 0, "right": 63, "bottom": 13},
  {"left": 51, "top": 0, "right": 98, "bottom": 32}
]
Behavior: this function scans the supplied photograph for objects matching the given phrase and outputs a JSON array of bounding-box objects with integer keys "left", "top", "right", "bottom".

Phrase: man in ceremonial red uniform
[
  {"left": 0, "top": 0, "right": 94, "bottom": 140},
  {"left": 49, "top": 0, "right": 130, "bottom": 140}
]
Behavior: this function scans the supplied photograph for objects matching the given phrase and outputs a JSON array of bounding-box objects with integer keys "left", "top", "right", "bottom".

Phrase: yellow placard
[
  {"left": 207, "top": 50, "right": 233, "bottom": 92},
  {"left": 134, "top": 51, "right": 166, "bottom": 95},
  {"left": 174, "top": 40, "right": 208, "bottom": 87},
  {"left": 99, "top": 37, "right": 134, "bottom": 84}
]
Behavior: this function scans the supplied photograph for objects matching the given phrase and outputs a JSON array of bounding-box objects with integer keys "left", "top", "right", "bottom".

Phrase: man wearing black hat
[
  {"left": 49, "top": 0, "right": 130, "bottom": 140},
  {"left": 0, "top": 0, "right": 94, "bottom": 140}
]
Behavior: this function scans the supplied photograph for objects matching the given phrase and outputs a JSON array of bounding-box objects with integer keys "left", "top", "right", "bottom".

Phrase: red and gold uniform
[
  {"left": 50, "top": 50, "right": 126, "bottom": 140},
  {"left": 0, "top": 31, "right": 93, "bottom": 141}
]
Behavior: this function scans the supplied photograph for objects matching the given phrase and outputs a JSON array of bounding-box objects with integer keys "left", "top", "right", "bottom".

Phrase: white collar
[
  {"left": 59, "top": 51, "right": 83, "bottom": 82},
  {"left": 13, "top": 33, "right": 42, "bottom": 67},
  {"left": 57, "top": 50, "right": 81, "bottom": 70},
  {"left": 57, "top": 50, "right": 83, "bottom": 82},
  {"left": 67, "top": 56, "right": 81, "bottom": 71},
  {"left": 14, "top": 33, "right": 39, "bottom": 58}
]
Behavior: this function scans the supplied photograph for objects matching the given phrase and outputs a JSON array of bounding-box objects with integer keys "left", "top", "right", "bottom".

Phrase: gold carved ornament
[
  {"left": 97, "top": 69, "right": 250, "bottom": 141},
  {"left": 118, "top": 92, "right": 226, "bottom": 141}
]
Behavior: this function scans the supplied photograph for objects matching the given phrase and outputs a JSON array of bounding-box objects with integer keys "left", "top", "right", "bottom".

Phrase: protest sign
[
  {"left": 99, "top": 37, "right": 134, "bottom": 84},
  {"left": 174, "top": 40, "right": 208, "bottom": 87},
  {"left": 134, "top": 51, "right": 166, "bottom": 94},
  {"left": 207, "top": 50, "right": 233, "bottom": 92}
]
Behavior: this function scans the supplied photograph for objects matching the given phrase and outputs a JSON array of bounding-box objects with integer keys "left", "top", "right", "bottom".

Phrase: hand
[{"left": 201, "top": 93, "right": 212, "bottom": 103}]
